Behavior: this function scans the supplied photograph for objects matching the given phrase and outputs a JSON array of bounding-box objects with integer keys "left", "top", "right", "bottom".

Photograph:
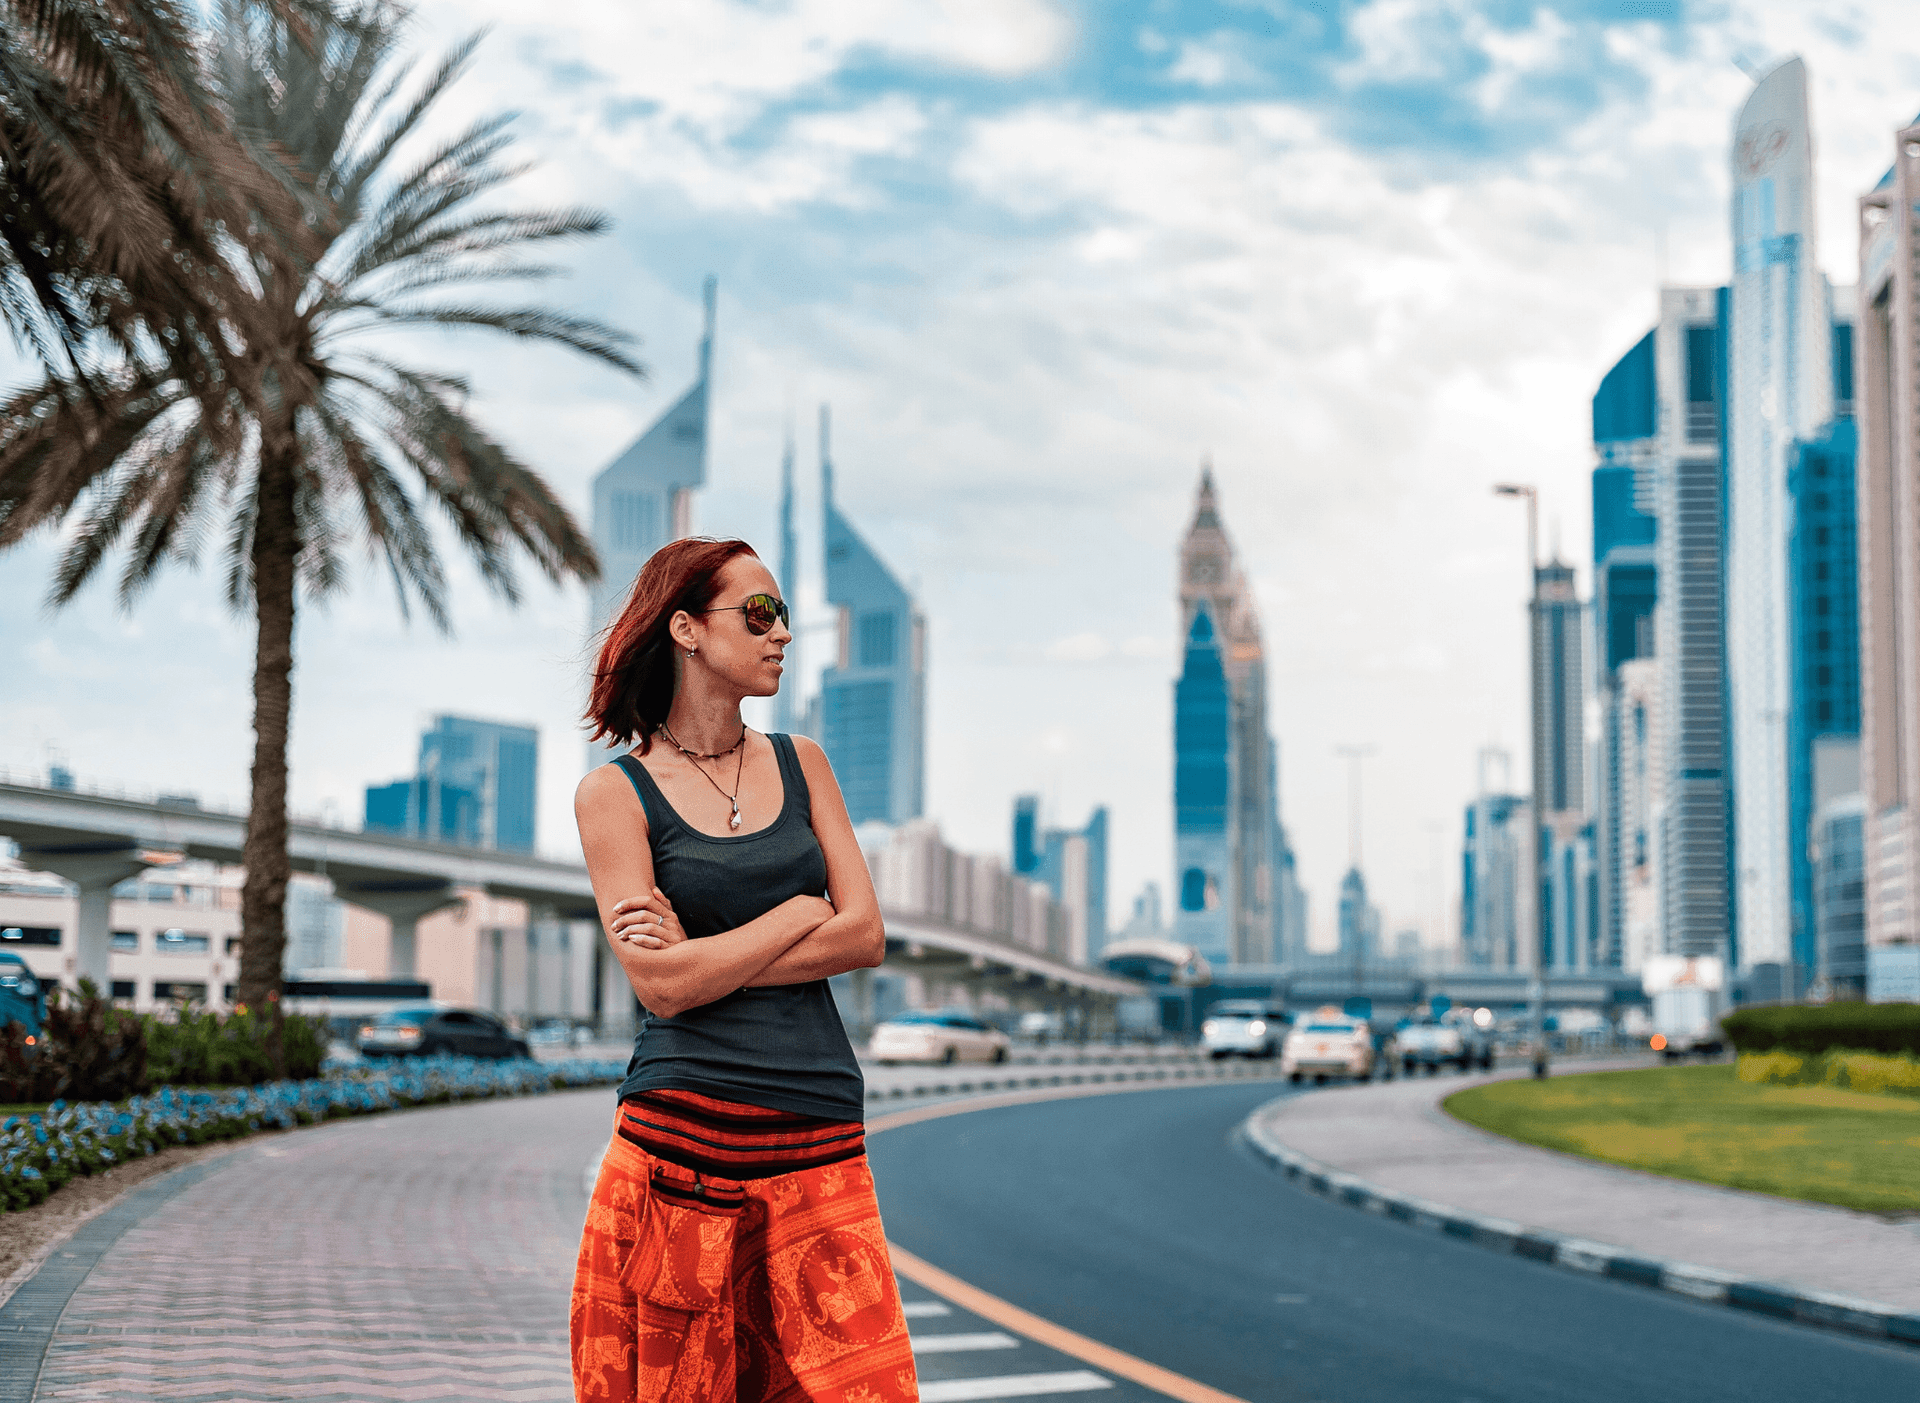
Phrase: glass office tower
[
  {"left": 818, "top": 408, "right": 926, "bottom": 826},
  {"left": 1787, "top": 406, "right": 1860, "bottom": 981},
  {"left": 364, "top": 715, "right": 538, "bottom": 853},
  {"left": 1726, "top": 59, "right": 1834, "bottom": 970},
  {"left": 585, "top": 280, "right": 714, "bottom": 764}
]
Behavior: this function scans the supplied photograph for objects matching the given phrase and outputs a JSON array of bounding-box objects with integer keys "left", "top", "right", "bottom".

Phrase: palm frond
[{"left": 372, "top": 303, "right": 643, "bottom": 376}]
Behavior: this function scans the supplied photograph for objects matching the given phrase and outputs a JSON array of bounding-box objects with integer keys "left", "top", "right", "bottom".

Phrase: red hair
[{"left": 585, "top": 537, "right": 761, "bottom": 752}]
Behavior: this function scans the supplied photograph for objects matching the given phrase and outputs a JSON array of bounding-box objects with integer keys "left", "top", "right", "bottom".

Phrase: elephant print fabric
[{"left": 571, "top": 1097, "right": 919, "bottom": 1402}]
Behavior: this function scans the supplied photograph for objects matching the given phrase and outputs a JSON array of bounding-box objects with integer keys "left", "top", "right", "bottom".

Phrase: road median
[{"left": 1239, "top": 1063, "right": 1920, "bottom": 1350}]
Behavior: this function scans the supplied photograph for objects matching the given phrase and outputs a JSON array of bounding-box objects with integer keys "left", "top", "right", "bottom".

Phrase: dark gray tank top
[{"left": 611, "top": 733, "right": 864, "bottom": 1120}]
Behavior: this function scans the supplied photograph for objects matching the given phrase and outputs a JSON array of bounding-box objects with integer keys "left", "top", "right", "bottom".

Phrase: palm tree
[
  {"left": 0, "top": 0, "right": 315, "bottom": 385},
  {"left": 0, "top": 1, "right": 639, "bottom": 1013}
]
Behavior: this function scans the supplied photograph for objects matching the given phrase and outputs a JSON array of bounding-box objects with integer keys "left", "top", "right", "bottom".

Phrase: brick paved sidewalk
[
  {"left": 1247, "top": 1062, "right": 1920, "bottom": 1312},
  {"left": 24, "top": 1089, "right": 617, "bottom": 1402}
]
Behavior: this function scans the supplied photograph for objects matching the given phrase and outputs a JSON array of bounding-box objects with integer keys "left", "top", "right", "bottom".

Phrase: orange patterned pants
[{"left": 571, "top": 1097, "right": 920, "bottom": 1402}]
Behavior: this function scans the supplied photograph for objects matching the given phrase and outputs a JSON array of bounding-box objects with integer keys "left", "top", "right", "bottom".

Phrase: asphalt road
[{"left": 868, "top": 1081, "right": 1920, "bottom": 1403}]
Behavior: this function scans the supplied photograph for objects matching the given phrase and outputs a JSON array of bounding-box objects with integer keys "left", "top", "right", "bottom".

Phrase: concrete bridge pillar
[
  {"left": 334, "top": 880, "right": 458, "bottom": 981},
  {"left": 18, "top": 844, "right": 150, "bottom": 992}
]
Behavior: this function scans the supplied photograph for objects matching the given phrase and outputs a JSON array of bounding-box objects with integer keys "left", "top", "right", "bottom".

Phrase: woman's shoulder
[{"left": 575, "top": 755, "right": 649, "bottom": 813}]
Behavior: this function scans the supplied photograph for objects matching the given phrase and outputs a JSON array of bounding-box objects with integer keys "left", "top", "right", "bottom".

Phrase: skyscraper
[
  {"left": 774, "top": 421, "right": 802, "bottom": 734},
  {"left": 1015, "top": 802, "right": 1110, "bottom": 965},
  {"left": 1653, "top": 285, "right": 1735, "bottom": 962},
  {"left": 1461, "top": 754, "right": 1534, "bottom": 973},
  {"left": 1173, "top": 469, "right": 1297, "bottom": 967},
  {"left": 1591, "top": 336, "right": 1660, "bottom": 971},
  {"left": 1532, "top": 558, "right": 1588, "bottom": 970},
  {"left": 1787, "top": 402, "right": 1859, "bottom": 983},
  {"left": 1614, "top": 659, "right": 1663, "bottom": 972},
  {"left": 1726, "top": 59, "right": 1835, "bottom": 971},
  {"left": 587, "top": 278, "right": 714, "bottom": 657},
  {"left": 1855, "top": 115, "right": 1920, "bottom": 962},
  {"left": 818, "top": 408, "right": 926, "bottom": 826},
  {"left": 364, "top": 715, "right": 539, "bottom": 853}
]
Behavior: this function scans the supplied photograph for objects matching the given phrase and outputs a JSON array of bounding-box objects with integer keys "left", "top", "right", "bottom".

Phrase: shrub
[
  {"left": 0, "top": 1055, "right": 626, "bottom": 1212},
  {"left": 1735, "top": 1047, "right": 1920, "bottom": 1098},
  {"left": 1721, "top": 1001, "right": 1920, "bottom": 1057},
  {"left": 0, "top": 982, "right": 148, "bottom": 1104},
  {"left": 146, "top": 1005, "right": 329, "bottom": 1086}
]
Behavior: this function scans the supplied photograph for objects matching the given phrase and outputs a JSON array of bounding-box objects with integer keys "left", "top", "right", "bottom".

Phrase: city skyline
[{"left": 7, "top": 5, "right": 1920, "bottom": 949}]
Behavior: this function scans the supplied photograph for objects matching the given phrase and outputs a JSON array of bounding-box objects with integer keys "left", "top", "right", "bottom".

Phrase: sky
[{"left": 5, "top": 0, "right": 1920, "bottom": 950}]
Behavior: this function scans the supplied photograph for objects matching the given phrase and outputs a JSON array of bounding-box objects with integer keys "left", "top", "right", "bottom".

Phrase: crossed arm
[{"left": 574, "top": 737, "right": 885, "bottom": 1020}]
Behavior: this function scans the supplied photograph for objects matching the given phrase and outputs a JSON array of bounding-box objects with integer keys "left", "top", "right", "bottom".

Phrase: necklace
[
  {"left": 660, "top": 723, "right": 750, "bottom": 830},
  {"left": 659, "top": 721, "right": 747, "bottom": 762}
]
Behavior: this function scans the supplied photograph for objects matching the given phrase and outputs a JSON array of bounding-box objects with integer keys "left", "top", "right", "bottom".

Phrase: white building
[{"left": 1725, "top": 58, "right": 1836, "bottom": 970}]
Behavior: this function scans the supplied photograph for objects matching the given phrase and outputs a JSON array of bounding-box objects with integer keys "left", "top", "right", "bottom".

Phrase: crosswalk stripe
[
  {"left": 918, "top": 1371, "right": 1115, "bottom": 1401},
  {"left": 911, "top": 1330, "right": 1022, "bottom": 1353},
  {"left": 902, "top": 1300, "right": 953, "bottom": 1317}
]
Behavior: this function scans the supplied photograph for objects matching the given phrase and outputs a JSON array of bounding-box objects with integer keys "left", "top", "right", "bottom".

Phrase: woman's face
[{"left": 676, "top": 555, "right": 792, "bottom": 700}]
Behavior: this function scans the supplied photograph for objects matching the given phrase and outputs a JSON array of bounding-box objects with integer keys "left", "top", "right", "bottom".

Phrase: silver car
[{"left": 1201, "top": 1000, "right": 1289, "bottom": 1059}]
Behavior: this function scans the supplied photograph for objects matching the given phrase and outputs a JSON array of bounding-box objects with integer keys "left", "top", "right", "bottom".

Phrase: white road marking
[
  {"left": 911, "top": 1331, "right": 1023, "bottom": 1353},
  {"left": 902, "top": 1301, "right": 953, "bottom": 1317},
  {"left": 917, "top": 1372, "right": 1114, "bottom": 1401},
  {"left": 582, "top": 1154, "right": 605, "bottom": 1195}
]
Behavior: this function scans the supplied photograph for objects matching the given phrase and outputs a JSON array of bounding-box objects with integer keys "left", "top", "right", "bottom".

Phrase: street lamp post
[{"left": 1494, "top": 483, "right": 1550, "bottom": 1079}]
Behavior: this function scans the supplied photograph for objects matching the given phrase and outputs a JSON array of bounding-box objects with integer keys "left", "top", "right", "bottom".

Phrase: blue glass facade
[
  {"left": 1787, "top": 414, "right": 1860, "bottom": 980},
  {"left": 1011, "top": 795, "right": 1040, "bottom": 875},
  {"left": 818, "top": 412, "right": 925, "bottom": 827},
  {"left": 1173, "top": 605, "right": 1231, "bottom": 960},
  {"left": 364, "top": 715, "right": 537, "bottom": 852},
  {"left": 1592, "top": 330, "right": 1655, "bottom": 444}
]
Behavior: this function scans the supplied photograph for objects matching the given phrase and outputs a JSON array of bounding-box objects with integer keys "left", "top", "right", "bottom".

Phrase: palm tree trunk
[{"left": 236, "top": 428, "right": 299, "bottom": 1045}]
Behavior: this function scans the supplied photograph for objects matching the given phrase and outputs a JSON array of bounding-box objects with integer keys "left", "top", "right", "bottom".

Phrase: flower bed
[{"left": 0, "top": 1056, "right": 626, "bottom": 1212}]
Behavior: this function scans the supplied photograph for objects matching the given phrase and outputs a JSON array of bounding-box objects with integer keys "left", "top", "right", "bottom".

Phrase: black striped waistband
[{"left": 616, "top": 1089, "right": 866, "bottom": 1180}]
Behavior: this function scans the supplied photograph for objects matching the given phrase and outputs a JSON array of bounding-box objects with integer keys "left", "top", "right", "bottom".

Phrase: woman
[{"left": 570, "top": 536, "right": 919, "bottom": 1403}]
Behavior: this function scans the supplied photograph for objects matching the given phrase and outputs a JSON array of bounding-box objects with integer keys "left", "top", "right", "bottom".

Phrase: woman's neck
[{"left": 661, "top": 694, "right": 747, "bottom": 756}]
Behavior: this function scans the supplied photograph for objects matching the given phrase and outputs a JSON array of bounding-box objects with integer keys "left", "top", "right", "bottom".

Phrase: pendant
[{"left": 730, "top": 801, "right": 742, "bottom": 830}]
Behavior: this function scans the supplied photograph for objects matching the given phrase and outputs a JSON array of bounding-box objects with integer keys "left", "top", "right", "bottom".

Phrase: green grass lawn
[
  {"left": 0, "top": 1105, "right": 50, "bottom": 1119},
  {"left": 1444, "top": 1064, "right": 1920, "bottom": 1216}
]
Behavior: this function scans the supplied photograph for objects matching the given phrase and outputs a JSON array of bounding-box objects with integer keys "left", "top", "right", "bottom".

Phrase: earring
[{"left": 686, "top": 648, "right": 696, "bottom": 659}]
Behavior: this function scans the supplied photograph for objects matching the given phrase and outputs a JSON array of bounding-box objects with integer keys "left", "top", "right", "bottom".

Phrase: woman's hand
[{"left": 609, "top": 887, "right": 687, "bottom": 950}]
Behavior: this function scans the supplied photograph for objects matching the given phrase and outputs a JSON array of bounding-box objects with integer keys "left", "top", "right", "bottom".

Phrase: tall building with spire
[
  {"left": 817, "top": 407, "right": 926, "bottom": 825},
  {"left": 1726, "top": 59, "right": 1836, "bottom": 971},
  {"left": 1173, "top": 469, "right": 1298, "bottom": 967},
  {"left": 774, "top": 421, "right": 801, "bottom": 734},
  {"left": 587, "top": 278, "right": 715, "bottom": 649}
]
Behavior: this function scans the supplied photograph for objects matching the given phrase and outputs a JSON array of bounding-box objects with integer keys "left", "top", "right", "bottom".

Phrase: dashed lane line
[
  {"left": 902, "top": 1301, "right": 954, "bottom": 1318},
  {"left": 911, "top": 1331, "right": 1022, "bottom": 1353},
  {"left": 868, "top": 1079, "right": 1266, "bottom": 1403},
  {"left": 918, "top": 1371, "right": 1115, "bottom": 1401}
]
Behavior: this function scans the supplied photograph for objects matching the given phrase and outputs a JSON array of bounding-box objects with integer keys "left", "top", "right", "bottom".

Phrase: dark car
[
  {"left": 0, "top": 953, "right": 44, "bottom": 1036},
  {"left": 356, "top": 1005, "right": 531, "bottom": 1061}
]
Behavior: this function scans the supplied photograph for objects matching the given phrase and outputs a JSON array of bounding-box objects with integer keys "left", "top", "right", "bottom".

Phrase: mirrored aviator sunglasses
[{"left": 702, "top": 593, "right": 789, "bottom": 635}]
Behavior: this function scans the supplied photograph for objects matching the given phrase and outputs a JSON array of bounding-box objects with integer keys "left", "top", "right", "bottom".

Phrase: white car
[
  {"left": 1281, "top": 1014, "right": 1376, "bottom": 1084},
  {"left": 1201, "top": 1001, "right": 1288, "bottom": 1059},
  {"left": 869, "top": 1011, "right": 1011, "bottom": 1066}
]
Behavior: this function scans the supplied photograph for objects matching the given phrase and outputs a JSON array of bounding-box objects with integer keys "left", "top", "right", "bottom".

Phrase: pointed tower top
[
  {"left": 1192, "top": 460, "right": 1221, "bottom": 532},
  {"left": 698, "top": 276, "right": 717, "bottom": 379}
]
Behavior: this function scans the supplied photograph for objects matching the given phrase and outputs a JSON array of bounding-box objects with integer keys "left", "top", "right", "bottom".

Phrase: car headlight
[
  {"left": 1201, "top": 1020, "right": 1218, "bottom": 1034},
  {"left": 1247, "top": 1020, "right": 1266, "bottom": 1035}
]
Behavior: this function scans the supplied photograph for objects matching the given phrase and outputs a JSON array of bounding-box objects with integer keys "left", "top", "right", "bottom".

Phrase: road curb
[
  {"left": 865, "top": 1058, "right": 1284, "bottom": 1102},
  {"left": 1238, "top": 1110, "right": 1920, "bottom": 1351}
]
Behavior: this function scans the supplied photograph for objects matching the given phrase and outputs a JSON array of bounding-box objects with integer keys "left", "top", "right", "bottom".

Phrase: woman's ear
[{"left": 668, "top": 610, "right": 698, "bottom": 652}]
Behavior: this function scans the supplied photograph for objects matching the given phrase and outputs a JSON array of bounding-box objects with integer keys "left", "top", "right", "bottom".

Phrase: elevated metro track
[{"left": 0, "top": 778, "right": 1140, "bottom": 1019}]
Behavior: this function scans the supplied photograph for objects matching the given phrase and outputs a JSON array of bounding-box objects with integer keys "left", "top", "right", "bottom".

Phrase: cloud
[{"left": 9, "top": 0, "right": 1920, "bottom": 949}]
